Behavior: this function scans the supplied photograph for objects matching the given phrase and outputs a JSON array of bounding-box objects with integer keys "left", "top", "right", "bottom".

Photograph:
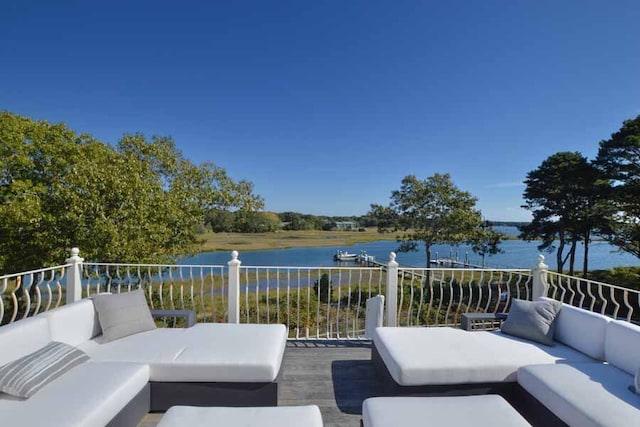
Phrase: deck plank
[{"left": 138, "top": 341, "right": 378, "bottom": 427}]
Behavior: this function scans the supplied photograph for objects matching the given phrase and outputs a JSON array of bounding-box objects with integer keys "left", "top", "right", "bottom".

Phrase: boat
[{"left": 333, "top": 250, "right": 358, "bottom": 262}]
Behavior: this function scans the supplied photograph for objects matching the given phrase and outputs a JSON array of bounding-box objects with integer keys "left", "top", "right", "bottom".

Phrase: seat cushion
[
  {"left": 164, "top": 323, "right": 288, "bottom": 382},
  {"left": 547, "top": 299, "right": 610, "bottom": 360},
  {"left": 373, "top": 326, "right": 595, "bottom": 386},
  {"left": 79, "top": 323, "right": 287, "bottom": 382},
  {"left": 362, "top": 395, "right": 531, "bottom": 427},
  {"left": 0, "top": 361, "right": 149, "bottom": 427},
  {"left": 157, "top": 405, "right": 323, "bottom": 427},
  {"left": 605, "top": 320, "right": 640, "bottom": 375},
  {"left": 518, "top": 363, "right": 640, "bottom": 427},
  {"left": 0, "top": 317, "right": 51, "bottom": 366}
]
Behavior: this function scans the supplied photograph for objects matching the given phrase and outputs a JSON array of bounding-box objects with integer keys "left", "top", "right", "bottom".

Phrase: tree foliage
[
  {"left": 520, "top": 152, "right": 611, "bottom": 275},
  {"left": 470, "top": 220, "right": 505, "bottom": 267},
  {"left": 0, "top": 111, "right": 262, "bottom": 273},
  {"left": 370, "top": 173, "right": 484, "bottom": 267},
  {"left": 596, "top": 115, "right": 640, "bottom": 258}
]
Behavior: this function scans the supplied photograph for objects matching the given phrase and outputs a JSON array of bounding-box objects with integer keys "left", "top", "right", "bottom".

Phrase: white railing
[
  {"left": 0, "top": 265, "right": 68, "bottom": 325},
  {"left": 546, "top": 271, "right": 640, "bottom": 322},
  {"left": 394, "top": 267, "right": 532, "bottom": 327},
  {"left": 81, "top": 262, "right": 229, "bottom": 323},
  {"left": 2, "top": 248, "right": 638, "bottom": 334}
]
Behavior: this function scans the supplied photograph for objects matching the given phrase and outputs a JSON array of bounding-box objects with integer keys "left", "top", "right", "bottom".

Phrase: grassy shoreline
[{"left": 197, "top": 228, "right": 398, "bottom": 252}]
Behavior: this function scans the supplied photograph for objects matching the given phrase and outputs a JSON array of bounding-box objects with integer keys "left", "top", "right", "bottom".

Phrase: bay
[{"left": 182, "top": 237, "right": 640, "bottom": 271}]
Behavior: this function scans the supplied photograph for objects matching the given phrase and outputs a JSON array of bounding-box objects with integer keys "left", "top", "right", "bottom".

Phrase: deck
[{"left": 139, "top": 341, "right": 377, "bottom": 427}]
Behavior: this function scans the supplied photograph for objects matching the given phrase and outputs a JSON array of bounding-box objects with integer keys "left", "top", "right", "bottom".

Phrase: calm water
[{"left": 182, "top": 229, "right": 640, "bottom": 271}]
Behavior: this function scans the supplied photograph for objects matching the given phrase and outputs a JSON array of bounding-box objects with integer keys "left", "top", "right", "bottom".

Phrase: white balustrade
[{"left": 2, "top": 250, "right": 639, "bottom": 334}]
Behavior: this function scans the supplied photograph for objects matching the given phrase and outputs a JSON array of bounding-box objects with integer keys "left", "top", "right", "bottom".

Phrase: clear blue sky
[{"left": 2, "top": 1, "right": 639, "bottom": 221}]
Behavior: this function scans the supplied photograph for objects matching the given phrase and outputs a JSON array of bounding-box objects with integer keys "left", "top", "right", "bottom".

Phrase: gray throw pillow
[
  {"left": 0, "top": 341, "right": 89, "bottom": 398},
  {"left": 92, "top": 289, "right": 156, "bottom": 343},
  {"left": 501, "top": 298, "right": 562, "bottom": 346}
]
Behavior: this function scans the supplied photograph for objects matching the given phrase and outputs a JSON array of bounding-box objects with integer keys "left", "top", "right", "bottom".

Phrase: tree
[
  {"left": 205, "top": 209, "right": 235, "bottom": 232},
  {"left": 370, "top": 173, "right": 483, "bottom": 269},
  {"left": 471, "top": 220, "right": 505, "bottom": 267},
  {"left": 0, "top": 112, "right": 262, "bottom": 273},
  {"left": 520, "top": 152, "right": 609, "bottom": 276},
  {"left": 233, "top": 210, "right": 281, "bottom": 233},
  {"left": 596, "top": 115, "right": 640, "bottom": 259}
]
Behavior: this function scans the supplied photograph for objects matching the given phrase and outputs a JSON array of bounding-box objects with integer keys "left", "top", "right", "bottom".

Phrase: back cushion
[
  {"left": 41, "top": 299, "right": 101, "bottom": 346},
  {"left": 548, "top": 299, "right": 610, "bottom": 360},
  {"left": 605, "top": 320, "right": 640, "bottom": 375},
  {"left": 0, "top": 317, "right": 51, "bottom": 366}
]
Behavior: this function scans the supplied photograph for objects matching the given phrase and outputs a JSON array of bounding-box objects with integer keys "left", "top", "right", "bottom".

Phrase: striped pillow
[{"left": 0, "top": 341, "right": 89, "bottom": 398}]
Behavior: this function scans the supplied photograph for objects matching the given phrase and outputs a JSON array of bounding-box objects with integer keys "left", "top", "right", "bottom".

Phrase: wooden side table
[{"left": 461, "top": 312, "right": 508, "bottom": 331}]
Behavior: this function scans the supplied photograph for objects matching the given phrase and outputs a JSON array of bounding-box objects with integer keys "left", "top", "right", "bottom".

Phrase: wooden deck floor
[{"left": 139, "top": 341, "right": 377, "bottom": 427}]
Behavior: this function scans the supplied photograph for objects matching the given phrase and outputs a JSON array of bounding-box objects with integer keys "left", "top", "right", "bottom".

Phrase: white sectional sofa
[
  {"left": 371, "top": 298, "right": 640, "bottom": 426},
  {"left": 0, "top": 297, "right": 288, "bottom": 426}
]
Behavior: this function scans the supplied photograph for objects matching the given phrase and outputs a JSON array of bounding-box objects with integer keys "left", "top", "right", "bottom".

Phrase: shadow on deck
[{"left": 139, "top": 341, "right": 377, "bottom": 427}]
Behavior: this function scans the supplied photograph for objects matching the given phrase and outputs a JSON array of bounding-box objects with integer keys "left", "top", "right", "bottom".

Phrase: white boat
[{"left": 333, "top": 250, "right": 358, "bottom": 261}]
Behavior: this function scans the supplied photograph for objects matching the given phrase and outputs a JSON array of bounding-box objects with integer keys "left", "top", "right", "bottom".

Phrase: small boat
[{"left": 333, "top": 250, "right": 358, "bottom": 262}]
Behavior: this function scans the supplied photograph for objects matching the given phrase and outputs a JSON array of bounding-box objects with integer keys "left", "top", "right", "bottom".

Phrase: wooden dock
[{"left": 138, "top": 341, "right": 376, "bottom": 427}]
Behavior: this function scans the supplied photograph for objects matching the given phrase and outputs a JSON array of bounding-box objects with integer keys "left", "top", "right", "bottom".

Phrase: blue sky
[{"left": 2, "top": 1, "right": 639, "bottom": 221}]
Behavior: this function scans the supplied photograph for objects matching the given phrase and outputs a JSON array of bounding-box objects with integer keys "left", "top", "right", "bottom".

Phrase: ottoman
[
  {"left": 363, "top": 395, "right": 531, "bottom": 427},
  {"left": 157, "top": 405, "right": 323, "bottom": 427}
]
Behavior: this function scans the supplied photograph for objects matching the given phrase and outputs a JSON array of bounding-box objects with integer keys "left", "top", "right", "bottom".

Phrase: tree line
[
  {"left": 367, "top": 115, "right": 640, "bottom": 277},
  {"left": 519, "top": 114, "right": 640, "bottom": 277},
  {"left": 0, "top": 112, "right": 263, "bottom": 273}
]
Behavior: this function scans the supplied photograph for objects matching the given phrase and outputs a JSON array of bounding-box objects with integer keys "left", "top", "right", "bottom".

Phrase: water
[{"left": 182, "top": 234, "right": 640, "bottom": 271}]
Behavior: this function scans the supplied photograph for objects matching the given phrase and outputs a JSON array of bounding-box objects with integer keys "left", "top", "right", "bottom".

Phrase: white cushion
[
  {"left": 166, "top": 323, "right": 287, "bottom": 382},
  {"left": 79, "top": 323, "right": 287, "bottom": 382},
  {"left": 373, "top": 326, "right": 595, "bottom": 386},
  {"left": 365, "top": 295, "right": 384, "bottom": 339},
  {"left": 0, "top": 341, "right": 89, "bottom": 398},
  {"left": 518, "top": 363, "right": 640, "bottom": 427},
  {"left": 157, "top": 405, "right": 323, "bottom": 427},
  {"left": 0, "top": 361, "right": 149, "bottom": 427},
  {"left": 78, "top": 328, "right": 187, "bottom": 369},
  {"left": 547, "top": 299, "right": 610, "bottom": 360},
  {"left": 605, "top": 320, "right": 640, "bottom": 375},
  {"left": 362, "top": 396, "right": 531, "bottom": 427},
  {"left": 0, "top": 317, "right": 51, "bottom": 366},
  {"left": 39, "top": 299, "right": 101, "bottom": 346}
]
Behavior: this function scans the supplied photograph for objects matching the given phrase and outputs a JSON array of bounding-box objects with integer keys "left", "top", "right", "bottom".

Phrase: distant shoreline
[{"left": 196, "top": 227, "right": 522, "bottom": 253}]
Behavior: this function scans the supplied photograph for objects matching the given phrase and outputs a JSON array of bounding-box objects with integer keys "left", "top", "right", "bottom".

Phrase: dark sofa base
[
  {"left": 372, "top": 344, "right": 567, "bottom": 427},
  {"left": 107, "top": 383, "right": 151, "bottom": 427},
  {"left": 150, "top": 381, "right": 278, "bottom": 411}
]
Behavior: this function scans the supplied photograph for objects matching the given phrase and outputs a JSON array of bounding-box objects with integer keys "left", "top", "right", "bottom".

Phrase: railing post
[
  {"left": 532, "top": 254, "right": 549, "bottom": 300},
  {"left": 65, "top": 247, "right": 84, "bottom": 304},
  {"left": 227, "top": 250, "right": 241, "bottom": 323},
  {"left": 386, "top": 252, "right": 399, "bottom": 327}
]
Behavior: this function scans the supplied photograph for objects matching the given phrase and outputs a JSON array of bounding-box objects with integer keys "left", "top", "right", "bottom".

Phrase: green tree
[
  {"left": 0, "top": 112, "right": 262, "bottom": 273},
  {"left": 596, "top": 115, "right": 640, "bottom": 259},
  {"left": 370, "top": 173, "right": 483, "bottom": 268},
  {"left": 205, "top": 208, "right": 235, "bottom": 232},
  {"left": 471, "top": 220, "right": 504, "bottom": 267},
  {"left": 520, "top": 152, "right": 609, "bottom": 275}
]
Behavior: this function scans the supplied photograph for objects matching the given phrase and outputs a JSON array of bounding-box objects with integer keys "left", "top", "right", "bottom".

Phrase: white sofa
[
  {"left": 0, "top": 298, "right": 288, "bottom": 426},
  {"left": 371, "top": 299, "right": 640, "bottom": 426}
]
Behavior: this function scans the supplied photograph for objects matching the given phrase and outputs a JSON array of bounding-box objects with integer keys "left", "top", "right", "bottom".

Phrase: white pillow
[
  {"left": 0, "top": 341, "right": 89, "bottom": 398},
  {"left": 92, "top": 289, "right": 156, "bottom": 342}
]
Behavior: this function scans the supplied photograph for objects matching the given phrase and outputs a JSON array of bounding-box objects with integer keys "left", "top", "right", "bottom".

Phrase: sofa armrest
[{"left": 150, "top": 309, "right": 197, "bottom": 328}]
